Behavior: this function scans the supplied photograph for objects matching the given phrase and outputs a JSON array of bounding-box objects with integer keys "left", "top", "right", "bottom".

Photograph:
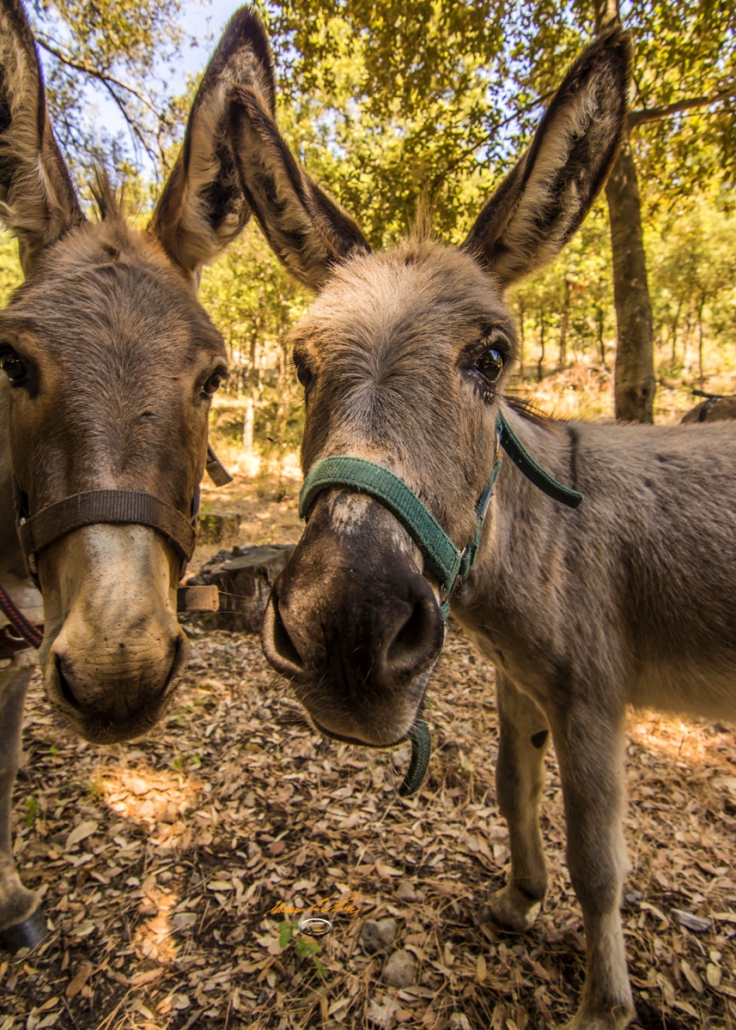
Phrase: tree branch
[
  {"left": 629, "top": 89, "right": 734, "bottom": 128},
  {"left": 36, "top": 37, "right": 160, "bottom": 117}
]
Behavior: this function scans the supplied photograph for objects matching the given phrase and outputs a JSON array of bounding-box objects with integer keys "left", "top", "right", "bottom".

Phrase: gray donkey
[
  {"left": 226, "top": 29, "right": 736, "bottom": 1030},
  {"left": 0, "top": 2, "right": 276, "bottom": 949}
]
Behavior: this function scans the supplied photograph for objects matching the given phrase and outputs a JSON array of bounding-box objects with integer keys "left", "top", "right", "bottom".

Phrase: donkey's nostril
[
  {"left": 273, "top": 602, "right": 304, "bottom": 669},
  {"left": 384, "top": 580, "right": 443, "bottom": 684},
  {"left": 56, "top": 656, "right": 82, "bottom": 711},
  {"left": 387, "top": 599, "right": 436, "bottom": 673},
  {"left": 388, "top": 601, "right": 428, "bottom": 665},
  {"left": 263, "top": 594, "right": 305, "bottom": 674}
]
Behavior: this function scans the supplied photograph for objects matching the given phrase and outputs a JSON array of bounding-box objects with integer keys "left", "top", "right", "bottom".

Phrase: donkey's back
[{"left": 478, "top": 415, "right": 736, "bottom": 721}]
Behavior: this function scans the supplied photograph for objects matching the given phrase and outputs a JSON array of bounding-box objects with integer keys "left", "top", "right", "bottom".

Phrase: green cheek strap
[{"left": 298, "top": 408, "right": 583, "bottom": 795}]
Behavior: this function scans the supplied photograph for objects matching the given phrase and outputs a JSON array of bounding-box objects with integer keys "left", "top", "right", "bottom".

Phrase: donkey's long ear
[
  {"left": 0, "top": 0, "right": 83, "bottom": 277},
  {"left": 227, "top": 84, "right": 370, "bottom": 291},
  {"left": 149, "top": 6, "right": 276, "bottom": 279},
  {"left": 462, "top": 29, "right": 631, "bottom": 289}
]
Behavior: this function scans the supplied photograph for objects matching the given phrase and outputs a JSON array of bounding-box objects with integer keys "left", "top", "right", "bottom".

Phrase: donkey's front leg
[
  {"left": 489, "top": 671, "right": 550, "bottom": 932},
  {"left": 550, "top": 697, "right": 634, "bottom": 1030},
  {"left": 0, "top": 655, "right": 46, "bottom": 952}
]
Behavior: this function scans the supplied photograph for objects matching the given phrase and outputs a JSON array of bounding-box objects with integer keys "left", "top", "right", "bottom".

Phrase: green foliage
[
  {"left": 2, "top": 1, "right": 734, "bottom": 431},
  {"left": 0, "top": 231, "right": 23, "bottom": 306},
  {"left": 25, "top": 796, "right": 38, "bottom": 828},
  {"left": 277, "top": 921, "right": 327, "bottom": 978},
  {"left": 28, "top": 0, "right": 199, "bottom": 173}
]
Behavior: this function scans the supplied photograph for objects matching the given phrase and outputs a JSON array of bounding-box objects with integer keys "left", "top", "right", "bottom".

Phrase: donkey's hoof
[
  {"left": 0, "top": 909, "right": 49, "bottom": 953},
  {"left": 486, "top": 885, "right": 542, "bottom": 934},
  {"left": 568, "top": 1008, "right": 635, "bottom": 1030}
]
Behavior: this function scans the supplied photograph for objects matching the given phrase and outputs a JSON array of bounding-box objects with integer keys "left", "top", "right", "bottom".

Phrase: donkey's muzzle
[
  {"left": 47, "top": 628, "right": 187, "bottom": 744},
  {"left": 261, "top": 501, "right": 445, "bottom": 746}
]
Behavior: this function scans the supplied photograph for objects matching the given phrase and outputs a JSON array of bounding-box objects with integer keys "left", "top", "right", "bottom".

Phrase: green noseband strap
[
  {"left": 299, "top": 454, "right": 465, "bottom": 592},
  {"left": 299, "top": 410, "right": 583, "bottom": 608}
]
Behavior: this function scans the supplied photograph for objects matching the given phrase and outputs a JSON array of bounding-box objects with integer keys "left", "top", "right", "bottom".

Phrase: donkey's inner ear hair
[
  {"left": 462, "top": 28, "right": 631, "bottom": 288},
  {"left": 227, "top": 83, "right": 370, "bottom": 292},
  {"left": 149, "top": 5, "right": 276, "bottom": 279},
  {"left": 0, "top": 0, "right": 84, "bottom": 276}
]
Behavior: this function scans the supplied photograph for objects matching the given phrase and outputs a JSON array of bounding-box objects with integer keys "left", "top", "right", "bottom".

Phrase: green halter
[
  {"left": 299, "top": 409, "right": 583, "bottom": 615},
  {"left": 297, "top": 407, "right": 583, "bottom": 797}
]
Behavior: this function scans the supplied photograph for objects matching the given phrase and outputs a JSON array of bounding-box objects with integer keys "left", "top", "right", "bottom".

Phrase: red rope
[{"left": 0, "top": 584, "right": 43, "bottom": 649}]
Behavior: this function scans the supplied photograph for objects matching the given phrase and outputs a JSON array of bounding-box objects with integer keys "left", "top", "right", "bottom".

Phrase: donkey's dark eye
[
  {"left": 294, "top": 353, "right": 313, "bottom": 389},
  {"left": 474, "top": 348, "right": 504, "bottom": 385},
  {"left": 0, "top": 346, "right": 27, "bottom": 386},
  {"left": 203, "top": 367, "right": 227, "bottom": 396}
]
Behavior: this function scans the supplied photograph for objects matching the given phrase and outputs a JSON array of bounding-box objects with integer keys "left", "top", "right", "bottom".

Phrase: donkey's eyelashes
[
  {"left": 293, "top": 351, "right": 314, "bottom": 389},
  {"left": 458, "top": 332, "right": 508, "bottom": 400}
]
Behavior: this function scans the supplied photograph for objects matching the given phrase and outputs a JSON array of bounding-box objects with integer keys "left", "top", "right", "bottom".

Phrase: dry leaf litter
[{"left": 1, "top": 474, "right": 735, "bottom": 1030}]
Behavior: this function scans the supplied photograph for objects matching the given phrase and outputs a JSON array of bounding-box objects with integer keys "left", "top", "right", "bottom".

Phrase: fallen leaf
[
  {"left": 65, "top": 821, "right": 97, "bottom": 851},
  {"left": 66, "top": 963, "right": 93, "bottom": 999}
]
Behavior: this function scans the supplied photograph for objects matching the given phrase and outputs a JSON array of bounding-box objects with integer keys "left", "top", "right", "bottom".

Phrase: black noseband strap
[{"left": 18, "top": 490, "right": 197, "bottom": 570}]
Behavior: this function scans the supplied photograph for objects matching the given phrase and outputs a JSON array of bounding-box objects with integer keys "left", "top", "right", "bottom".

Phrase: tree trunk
[
  {"left": 596, "top": 306, "right": 605, "bottom": 366},
  {"left": 537, "top": 309, "right": 546, "bottom": 382},
  {"left": 558, "top": 278, "right": 571, "bottom": 370},
  {"left": 605, "top": 134, "right": 656, "bottom": 423},
  {"left": 671, "top": 297, "right": 683, "bottom": 366},
  {"left": 243, "top": 322, "right": 260, "bottom": 457},
  {"left": 594, "top": 0, "right": 656, "bottom": 423},
  {"left": 697, "top": 292, "right": 706, "bottom": 385},
  {"left": 518, "top": 301, "right": 525, "bottom": 377}
]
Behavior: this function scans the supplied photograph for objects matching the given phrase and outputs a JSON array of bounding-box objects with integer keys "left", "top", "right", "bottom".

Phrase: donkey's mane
[
  {"left": 90, "top": 168, "right": 125, "bottom": 222},
  {"left": 505, "top": 395, "right": 550, "bottom": 428}
]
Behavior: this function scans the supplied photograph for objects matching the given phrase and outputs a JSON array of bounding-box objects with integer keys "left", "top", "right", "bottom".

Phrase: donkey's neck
[{"left": 453, "top": 403, "right": 586, "bottom": 683}]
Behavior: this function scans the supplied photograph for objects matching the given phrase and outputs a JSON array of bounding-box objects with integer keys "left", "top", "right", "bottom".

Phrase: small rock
[
  {"left": 360, "top": 918, "right": 398, "bottom": 954},
  {"left": 672, "top": 908, "right": 711, "bottom": 933},
  {"left": 395, "top": 880, "right": 418, "bottom": 903},
  {"left": 381, "top": 949, "right": 416, "bottom": 988}
]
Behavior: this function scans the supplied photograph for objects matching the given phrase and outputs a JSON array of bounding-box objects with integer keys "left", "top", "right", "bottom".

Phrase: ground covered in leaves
[{"left": 2, "top": 619, "right": 736, "bottom": 1030}]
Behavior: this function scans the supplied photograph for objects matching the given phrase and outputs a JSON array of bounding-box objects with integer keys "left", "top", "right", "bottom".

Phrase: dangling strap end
[{"left": 206, "top": 445, "right": 234, "bottom": 487}]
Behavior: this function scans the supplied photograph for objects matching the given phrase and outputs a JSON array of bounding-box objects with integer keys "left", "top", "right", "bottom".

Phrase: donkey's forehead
[
  {"left": 296, "top": 240, "right": 509, "bottom": 347},
  {"left": 5, "top": 220, "right": 225, "bottom": 360}
]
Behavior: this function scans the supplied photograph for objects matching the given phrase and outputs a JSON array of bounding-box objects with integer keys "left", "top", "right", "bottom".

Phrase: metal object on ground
[{"left": 299, "top": 917, "right": 333, "bottom": 938}]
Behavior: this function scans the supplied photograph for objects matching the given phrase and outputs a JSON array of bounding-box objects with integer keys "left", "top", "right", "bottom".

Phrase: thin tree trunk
[
  {"left": 537, "top": 309, "right": 546, "bottom": 382},
  {"left": 594, "top": 0, "right": 656, "bottom": 423},
  {"left": 518, "top": 302, "right": 525, "bottom": 377},
  {"left": 596, "top": 306, "right": 605, "bottom": 366},
  {"left": 243, "top": 317, "right": 260, "bottom": 456},
  {"left": 671, "top": 297, "right": 683, "bottom": 366},
  {"left": 697, "top": 292, "right": 706, "bottom": 385},
  {"left": 558, "top": 278, "right": 571, "bottom": 370}
]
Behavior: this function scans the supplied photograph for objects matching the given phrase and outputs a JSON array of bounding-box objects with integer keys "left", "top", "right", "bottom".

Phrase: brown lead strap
[{"left": 0, "top": 583, "right": 43, "bottom": 649}]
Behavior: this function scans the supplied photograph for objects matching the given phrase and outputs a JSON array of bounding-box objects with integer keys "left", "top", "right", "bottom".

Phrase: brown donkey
[
  {"left": 0, "top": 1, "right": 276, "bottom": 948},
  {"left": 228, "top": 31, "right": 736, "bottom": 1030}
]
